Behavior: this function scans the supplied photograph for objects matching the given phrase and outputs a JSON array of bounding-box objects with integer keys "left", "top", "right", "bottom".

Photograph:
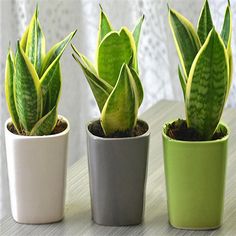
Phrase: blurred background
[{"left": 0, "top": 0, "right": 235, "bottom": 219}]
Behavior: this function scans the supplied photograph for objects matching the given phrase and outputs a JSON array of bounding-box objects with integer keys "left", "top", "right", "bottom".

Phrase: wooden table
[{"left": 1, "top": 100, "right": 236, "bottom": 235}]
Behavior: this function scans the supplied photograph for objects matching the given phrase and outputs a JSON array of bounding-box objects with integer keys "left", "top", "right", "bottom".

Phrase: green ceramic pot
[{"left": 162, "top": 121, "right": 229, "bottom": 230}]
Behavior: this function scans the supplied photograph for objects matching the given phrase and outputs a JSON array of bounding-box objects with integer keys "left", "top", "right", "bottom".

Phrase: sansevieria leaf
[
  {"left": 97, "top": 28, "right": 133, "bottom": 87},
  {"left": 133, "top": 15, "right": 144, "bottom": 50},
  {"left": 30, "top": 106, "right": 57, "bottom": 136},
  {"left": 5, "top": 49, "right": 21, "bottom": 133},
  {"left": 178, "top": 65, "right": 186, "bottom": 98},
  {"left": 97, "top": 5, "right": 113, "bottom": 45},
  {"left": 42, "top": 62, "right": 61, "bottom": 115},
  {"left": 41, "top": 30, "right": 77, "bottom": 75},
  {"left": 186, "top": 29, "right": 228, "bottom": 140},
  {"left": 197, "top": 0, "right": 213, "bottom": 44},
  {"left": 20, "top": 25, "right": 29, "bottom": 51},
  {"left": 221, "top": 2, "right": 232, "bottom": 93},
  {"left": 14, "top": 42, "right": 42, "bottom": 134},
  {"left": 101, "top": 64, "right": 138, "bottom": 135},
  {"left": 221, "top": 2, "right": 232, "bottom": 49},
  {"left": 25, "top": 7, "right": 46, "bottom": 75},
  {"left": 169, "top": 8, "right": 201, "bottom": 77},
  {"left": 129, "top": 67, "right": 143, "bottom": 107},
  {"left": 72, "top": 52, "right": 113, "bottom": 112}
]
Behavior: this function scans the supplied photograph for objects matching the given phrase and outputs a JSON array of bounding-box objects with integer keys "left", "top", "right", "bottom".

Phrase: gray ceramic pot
[{"left": 86, "top": 119, "right": 150, "bottom": 226}]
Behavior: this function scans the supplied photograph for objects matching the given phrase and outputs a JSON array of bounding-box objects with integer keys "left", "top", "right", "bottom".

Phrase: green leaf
[
  {"left": 72, "top": 52, "right": 113, "bottom": 112},
  {"left": 178, "top": 65, "right": 186, "bottom": 98},
  {"left": 20, "top": 25, "right": 29, "bottom": 51},
  {"left": 25, "top": 7, "right": 46, "bottom": 75},
  {"left": 101, "top": 64, "right": 138, "bottom": 136},
  {"left": 169, "top": 8, "right": 201, "bottom": 77},
  {"left": 5, "top": 49, "right": 21, "bottom": 133},
  {"left": 30, "top": 106, "right": 57, "bottom": 136},
  {"left": 97, "top": 28, "right": 133, "bottom": 87},
  {"left": 71, "top": 43, "right": 97, "bottom": 75},
  {"left": 97, "top": 5, "right": 113, "bottom": 45},
  {"left": 41, "top": 62, "right": 61, "bottom": 115},
  {"left": 186, "top": 29, "right": 229, "bottom": 140},
  {"left": 221, "top": 3, "right": 232, "bottom": 49},
  {"left": 129, "top": 67, "right": 143, "bottom": 107},
  {"left": 41, "top": 30, "right": 77, "bottom": 75},
  {"left": 14, "top": 42, "right": 42, "bottom": 134},
  {"left": 197, "top": 0, "right": 213, "bottom": 44},
  {"left": 133, "top": 15, "right": 144, "bottom": 50},
  {"left": 221, "top": 3, "right": 232, "bottom": 94}
]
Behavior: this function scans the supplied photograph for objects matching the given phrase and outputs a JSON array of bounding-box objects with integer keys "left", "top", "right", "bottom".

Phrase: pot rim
[
  {"left": 86, "top": 118, "right": 150, "bottom": 141},
  {"left": 162, "top": 119, "right": 229, "bottom": 144},
  {"left": 5, "top": 115, "right": 70, "bottom": 139}
]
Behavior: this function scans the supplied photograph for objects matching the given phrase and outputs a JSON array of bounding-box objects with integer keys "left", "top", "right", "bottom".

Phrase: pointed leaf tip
[{"left": 99, "top": 4, "right": 103, "bottom": 11}]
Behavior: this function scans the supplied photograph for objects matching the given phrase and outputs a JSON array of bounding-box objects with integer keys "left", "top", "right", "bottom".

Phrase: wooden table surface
[{"left": 1, "top": 100, "right": 236, "bottom": 236}]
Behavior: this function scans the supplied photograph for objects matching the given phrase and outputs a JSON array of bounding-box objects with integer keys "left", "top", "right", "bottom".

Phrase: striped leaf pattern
[
  {"left": 197, "top": 0, "right": 213, "bottom": 44},
  {"left": 14, "top": 42, "right": 42, "bottom": 134},
  {"left": 5, "top": 6, "right": 76, "bottom": 135},
  {"left": 25, "top": 7, "right": 46, "bottom": 75},
  {"left": 101, "top": 64, "right": 138, "bottom": 136},
  {"left": 72, "top": 7, "right": 144, "bottom": 136},
  {"left": 30, "top": 106, "right": 57, "bottom": 136},
  {"left": 169, "top": 8, "right": 201, "bottom": 77},
  {"left": 5, "top": 49, "right": 21, "bottom": 133},
  {"left": 186, "top": 29, "right": 228, "bottom": 140}
]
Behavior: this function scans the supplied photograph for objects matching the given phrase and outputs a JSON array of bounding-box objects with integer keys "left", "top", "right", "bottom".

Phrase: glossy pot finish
[
  {"left": 87, "top": 119, "right": 150, "bottom": 226},
  {"left": 162, "top": 121, "right": 229, "bottom": 230},
  {"left": 5, "top": 116, "right": 70, "bottom": 224}
]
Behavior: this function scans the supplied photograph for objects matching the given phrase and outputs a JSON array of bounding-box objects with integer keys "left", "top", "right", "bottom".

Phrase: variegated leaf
[
  {"left": 20, "top": 25, "right": 29, "bottom": 51},
  {"left": 101, "top": 64, "right": 138, "bottom": 136},
  {"left": 221, "top": 2, "right": 232, "bottom": 93},
  {"left": 41, "top": 30, "right": 77, "bottom": 75},
  {"left": 129, "top": 67, "right": 143, "bottom": 107},
  {"left": 186, "top": 29, "right": 228, "bottom": 140},
  {"left": 133, "top": 15, "right": 144, "bottom": 50},
  {"left": 178, "top": 65, "right": 186, "bottom": 98},
  {"left": 25, "top": 7, "right": 46, "bottom": 75},
  {"left": 197, "top": 0, "right": 213, "bottom": 44},
  {"left": 5, "top": 49, "right": 21, "bottom": 133},
  {"left": 30, "top": 106, "right": 57, "bottom": 136},
  {"left": 72, "top": 52, "right": 113, "bottom": 112},
  {"left": 14, "top": 42, "right": 42, "bottom": 134},
  {"left": 169, "top": 8, "right": 201, "bottom": 77},
  {"left": 41, "top": 62, "right": 61, "bottom": 115},
  {"left": 97, "top": 5, "right": 113, "bottom": 46},
  {"left": 97, "top": 28, "right": 133, "bottom": 87}
]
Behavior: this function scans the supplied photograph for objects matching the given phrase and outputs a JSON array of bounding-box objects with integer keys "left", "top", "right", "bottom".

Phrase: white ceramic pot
[{"left": 5, "top": 116, "right": 70, "bottom": 224}]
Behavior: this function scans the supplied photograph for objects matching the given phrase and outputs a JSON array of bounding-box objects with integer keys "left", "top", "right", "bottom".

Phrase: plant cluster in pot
[
  {"left": 72, "top": 6, "right": 150, "bottom": 226},
  {"left": 4, "top": 6, "right": 76, "bottom": 224},
  {"left": 163, "top": 0, "right": 232, "bottom": 230}
]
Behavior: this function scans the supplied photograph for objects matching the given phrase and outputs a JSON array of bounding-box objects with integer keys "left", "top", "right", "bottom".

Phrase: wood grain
[{"left": 1, "top": 100, "right": 236, "bottom": 235}]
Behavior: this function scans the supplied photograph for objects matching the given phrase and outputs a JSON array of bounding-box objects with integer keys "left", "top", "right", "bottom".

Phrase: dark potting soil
[
  {"left": 88, "top": 120, "right": 149, "bottom": 138},
  {"left": 165, "top": 119, "right": 226, "bottom": 141},
  {"left": 8, "top": 118, "right": 67, "bottom": 136}
]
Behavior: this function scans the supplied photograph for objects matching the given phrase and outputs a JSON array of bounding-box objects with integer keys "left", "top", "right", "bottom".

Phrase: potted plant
[
  {"left": 163, "top": 0, "right": 232, "bottom": 230},
  {"left": 72, "top": 6, "right": 150, "bottom": 226},
  {"left": 4, "top": 6, "right": 76, "bottom": 224}
]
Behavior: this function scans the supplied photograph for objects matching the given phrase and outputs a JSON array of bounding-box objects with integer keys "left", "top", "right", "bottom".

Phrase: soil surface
[
  {"left": 88, "top": 120, "right": 149, "bottom": 138},
  {"left": 165, "top": 119, "right": 226, "bottom": 141},
  {"left": 7, "top": 118, "right": 67, "bottom": 136}
]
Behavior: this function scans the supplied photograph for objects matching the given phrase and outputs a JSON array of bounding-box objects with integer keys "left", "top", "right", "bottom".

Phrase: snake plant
[
  {"left": 169, "top": 0, "right": 232, "bottom": 140},
  {"left": 72, "top": 6, "right": 144, "bottom": 136},
  {"left": 5, "top": 6, "right": 76, "bottom": 136}
]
